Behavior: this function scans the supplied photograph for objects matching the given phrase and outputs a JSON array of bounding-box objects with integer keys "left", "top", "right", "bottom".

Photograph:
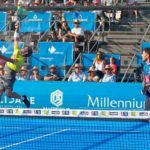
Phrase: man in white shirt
[
  {"left": 102, "top": 65, "right": 116, "bottom": 82},
  {"left": 68, "top": 19, "right": 85, "bottom": 42},
  {"left": 68, "top": 63, "right": 86, "bottom": 82}
]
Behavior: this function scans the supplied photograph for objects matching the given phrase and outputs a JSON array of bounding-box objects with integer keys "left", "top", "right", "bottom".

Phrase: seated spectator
[
  {"left": 109, "top": 57, "right": 117, "bottom": 76},
  {"left": 67, "top": 19, "right": 85, "bottom": 42},
  {"left": 58, "top": 19, "right": 71, "bottom": 42},
  {"left": 65, "top": 0, "right": 78, "bottom": 6},
  {"left": 68, "top": 63, "right": 86, "bottom": 82},
  {"left": 44, "top": 65, "right": 60, "bottom": 81},
  {"left": 0, "top": 64, "right": 4, "bottom": 78},
  {"left": 101, "top": 65, "right": 116, "bottom": 82},
  {"left": 29, "top": 66, "right": 43, "bottom": 81},
  {"left": 87, "top": 66, "right": 96, "bottom": 82},
  {"left": 92, "top": 51, "right": 106, "bottom": 80},
  {"left": 16, "top": 66, "right": 29, "bottom": 80}
]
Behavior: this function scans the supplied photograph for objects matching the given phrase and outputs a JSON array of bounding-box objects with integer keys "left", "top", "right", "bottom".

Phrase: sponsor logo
[
  {"left": 16, "top": 109, "right": 21, "bottom": 114},
  {"left": 34, "top": 110, "right": 42, "bottom": 115},
  {"left": 62, "top": 111, "right": 70, "bottom": 115},
  {"left": 91, "top": 111, "right": 99, "bottom": 116},
  {"left": 100, "top": 111, "right": 107, "bottom": 116},
  {"left": 139, "top": 112, "right": 148, "bottom": 116},
  {"left": 71, "top": 111, "right": 78, "bottom": 116},
  {"left": 88, "top": 95, "right": 144, "bottom": 109},
  {"left": 0, "top": 109, "right": 5, "bottom": 114},
  {"left": 50, "top": 90, "right": 63, "bottom": 107},
  {"left": 44, "top": 110, "right": 49, "bottom": 115},
  {"left": 131, "top": 111, "right": 137, "bottom": 116},
  {"left": 109, "top": 111, "right": 119, "bottom": 116},
  {"left": 121, "top": 112, "right": 128, "bottom": 116},
  {"left": 7, "top": 109, "right": 13, "bottom": 114},
  {"left": 79, "top": 111, "right": 89, "bottom": 116},
  {"left": 22, "top": 110, "right": 32, "bottom": 114},
  {"left": 51, "top": 110, "right": 60, "bottom": 115}
]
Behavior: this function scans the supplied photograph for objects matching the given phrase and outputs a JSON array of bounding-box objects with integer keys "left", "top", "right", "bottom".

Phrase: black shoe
[{"left": 22, "top": 95, "right": 30, "bottom": 108}]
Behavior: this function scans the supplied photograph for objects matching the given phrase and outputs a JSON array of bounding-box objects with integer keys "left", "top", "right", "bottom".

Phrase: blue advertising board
[
  {"left": 0, "top": 12, "right": 7, "bottom": 32},
  {"left": 0, "top": 41, "right": 24, "bottom": 55},
  {"left": 20, "top": 11, "right": 51, "bottom": 32},
  {"left": 0, "top": 82, "right": 145, "bottom": 110},
  {"left": 64, "top": 12, "right": 96, "bottom": 31}
]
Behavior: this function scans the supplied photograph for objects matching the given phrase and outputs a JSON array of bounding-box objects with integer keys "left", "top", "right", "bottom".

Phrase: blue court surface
[{"left": 0, "top": 116, "right": 150, "bottom": 150}]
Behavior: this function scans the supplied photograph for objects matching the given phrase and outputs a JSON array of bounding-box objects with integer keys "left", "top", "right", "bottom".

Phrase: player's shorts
[{"left": 0, "top": 65, "right": 16, "bottom": 91}]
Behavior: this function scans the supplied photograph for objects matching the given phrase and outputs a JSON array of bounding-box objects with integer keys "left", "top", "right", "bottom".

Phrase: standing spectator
[
  {"left": 109, "top": 57, "right": 117, "bottom": 76},
  {"left": 68, "top": 63, "right": 86, "bottom": 82},
  {"left": 101, "top": 65, "right": 116, "bottom": 82},
  {"left": 58, "top": 19, "right": 71, "bottom": 42},
  {"left": 67, "top": 19, "right": 85, "bottom": 42},
  {"left": 141, "top": 48, "right": 150, "bottom": 110},
  {"left": 29, "top": 66, "right": 43, "bottom": 81},
  {"left": 44, "top": 65, "right": 60, "bottom": 81},
  {"left": 16, "top": 66, "right": 29, "bottom": 80},
  {"left": 92, "top": 51, "right": 106, "bottom": 80}
]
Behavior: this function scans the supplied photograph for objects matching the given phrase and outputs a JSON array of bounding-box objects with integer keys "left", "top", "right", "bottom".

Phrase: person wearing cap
[
  {"left": 67, "top": 19, "right": 85, "bottom": 42},
  {"left": 44, "top": 65, "right": 60, "bottom": 81},
  {"left": 16, "top": 65, "right": 29, "bottom": 80},
  {"left": 68, "top": 63, "right": 86, "bottom": 82},
  {"left": 101, "top": 65, "right": 116, "bottom": 82},
  {"left": 58, "top": 19, "right": 71, "bottom": 42},
  {"left": 29, "top": 66, "right": 43, "bottom": 81}
]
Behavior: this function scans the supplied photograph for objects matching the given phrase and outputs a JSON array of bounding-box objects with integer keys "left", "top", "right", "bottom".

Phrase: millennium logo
[{"left": 50, "top": 90, "right": 63, "bottom": 107}]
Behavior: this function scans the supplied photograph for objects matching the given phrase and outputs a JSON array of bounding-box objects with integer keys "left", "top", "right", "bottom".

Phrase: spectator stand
[
  {"left": 64, "top": 11, "right": 97, "bottom": 52},
  {"left": 81, "top": 52, "right": 121, "bottom": 80}
]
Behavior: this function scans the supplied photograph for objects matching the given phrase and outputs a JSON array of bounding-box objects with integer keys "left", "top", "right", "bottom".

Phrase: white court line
[{"left": 0, "top": 128, "right": 70, "bottom": 150}]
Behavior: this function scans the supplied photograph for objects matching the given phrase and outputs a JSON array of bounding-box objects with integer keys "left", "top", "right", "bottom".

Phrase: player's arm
[
  {"left": 13, "top": 22, "right": 20, "bottom": 62},
  {"left": 0, "top": 55, "right": 15, "bottom": 63}
]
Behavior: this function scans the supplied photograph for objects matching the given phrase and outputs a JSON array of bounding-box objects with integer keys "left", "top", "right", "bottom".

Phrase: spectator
[
  {"left": 101, "top": 65, "right": 116, "bottom": 82},
  {"left": 92, "top": 51, "right": 106, "bottom": 80},
  {"left": 44, "top": 65, "right": 60, "bottom": 81},
  {"left": 87, "top": 66, "right": 96, "bottom": 82},
  {"left": 109, "top": 57, "right": 117, "bottom": 76},
  {"left": 58, "top": 19, "right": 71, "bottom": 42},
  {"left": 16, "top": 66, "right": 29, "bottom": 80},
  {"left": 67, "top": 19, "right": 85, "bottom": 42},
  {"left": 68, "top": 63, "right": 86, "bottom": 82},
  {"left": 29, "top": 66, "right": 43, "bottom": 81},
  {"left": 65, "top": 0, "right": 78, "bottom": 6},
  {"left": 0, "top": 65, "right": 4, "bottom": 78}
]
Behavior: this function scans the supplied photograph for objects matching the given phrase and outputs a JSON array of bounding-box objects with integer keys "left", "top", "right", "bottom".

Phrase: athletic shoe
[{"left": 22, "top": 95, "right": 30, "bottom": 108}]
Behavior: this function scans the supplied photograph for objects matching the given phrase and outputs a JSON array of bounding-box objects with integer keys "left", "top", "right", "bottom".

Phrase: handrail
[
  {"left": 121, "top": 21, "right": 150, "bottom": 82},
  {"left": 63, "top": 52, "right": 82, "bottom": 81},
  {"left": 88, "top": 20, "right": 105, "bottom": 53}
]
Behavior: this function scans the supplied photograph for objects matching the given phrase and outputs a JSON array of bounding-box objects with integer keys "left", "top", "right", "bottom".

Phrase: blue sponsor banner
[
  {"left": 82, "top": 53, "right": 121, "bottom": 68},
  {"left": 0, "top": 12, "right": 7, "bottom": 32},
  {"left": 30, "top": 53, "right": 66, "bottom": 76},
  {"left": 0, "top": 41, "right": 24, "bottom": 55},
  {"left": 0, "top": 82, "right": 145, "bottom": 110},
  {"left": 37, "top": 42, "right": 74, "bottom": 65},
  {"left": 64, "top": 12, "right": 96, "bottom": 31},
  {"left": 141, "top": 42, "right": 150, "bottom": 50},
  {"left": 20, "top": 11, "right": 51, "bottom": 32}
]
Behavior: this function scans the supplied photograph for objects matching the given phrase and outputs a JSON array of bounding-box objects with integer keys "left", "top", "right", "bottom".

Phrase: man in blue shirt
[{"left": 142, "top": 48, "right": 150, "bottom": 110}]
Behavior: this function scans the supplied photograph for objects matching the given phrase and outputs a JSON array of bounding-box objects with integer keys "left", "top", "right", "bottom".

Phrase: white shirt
[
  {"left": 71, "top": 27, "right": 84, "bottom": 36},
  {"left": 68, "top": 72, "right": 86, "bottom": 82},
  {"left": 102, "top": 74, "right": 116, "bottom": 82}
]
